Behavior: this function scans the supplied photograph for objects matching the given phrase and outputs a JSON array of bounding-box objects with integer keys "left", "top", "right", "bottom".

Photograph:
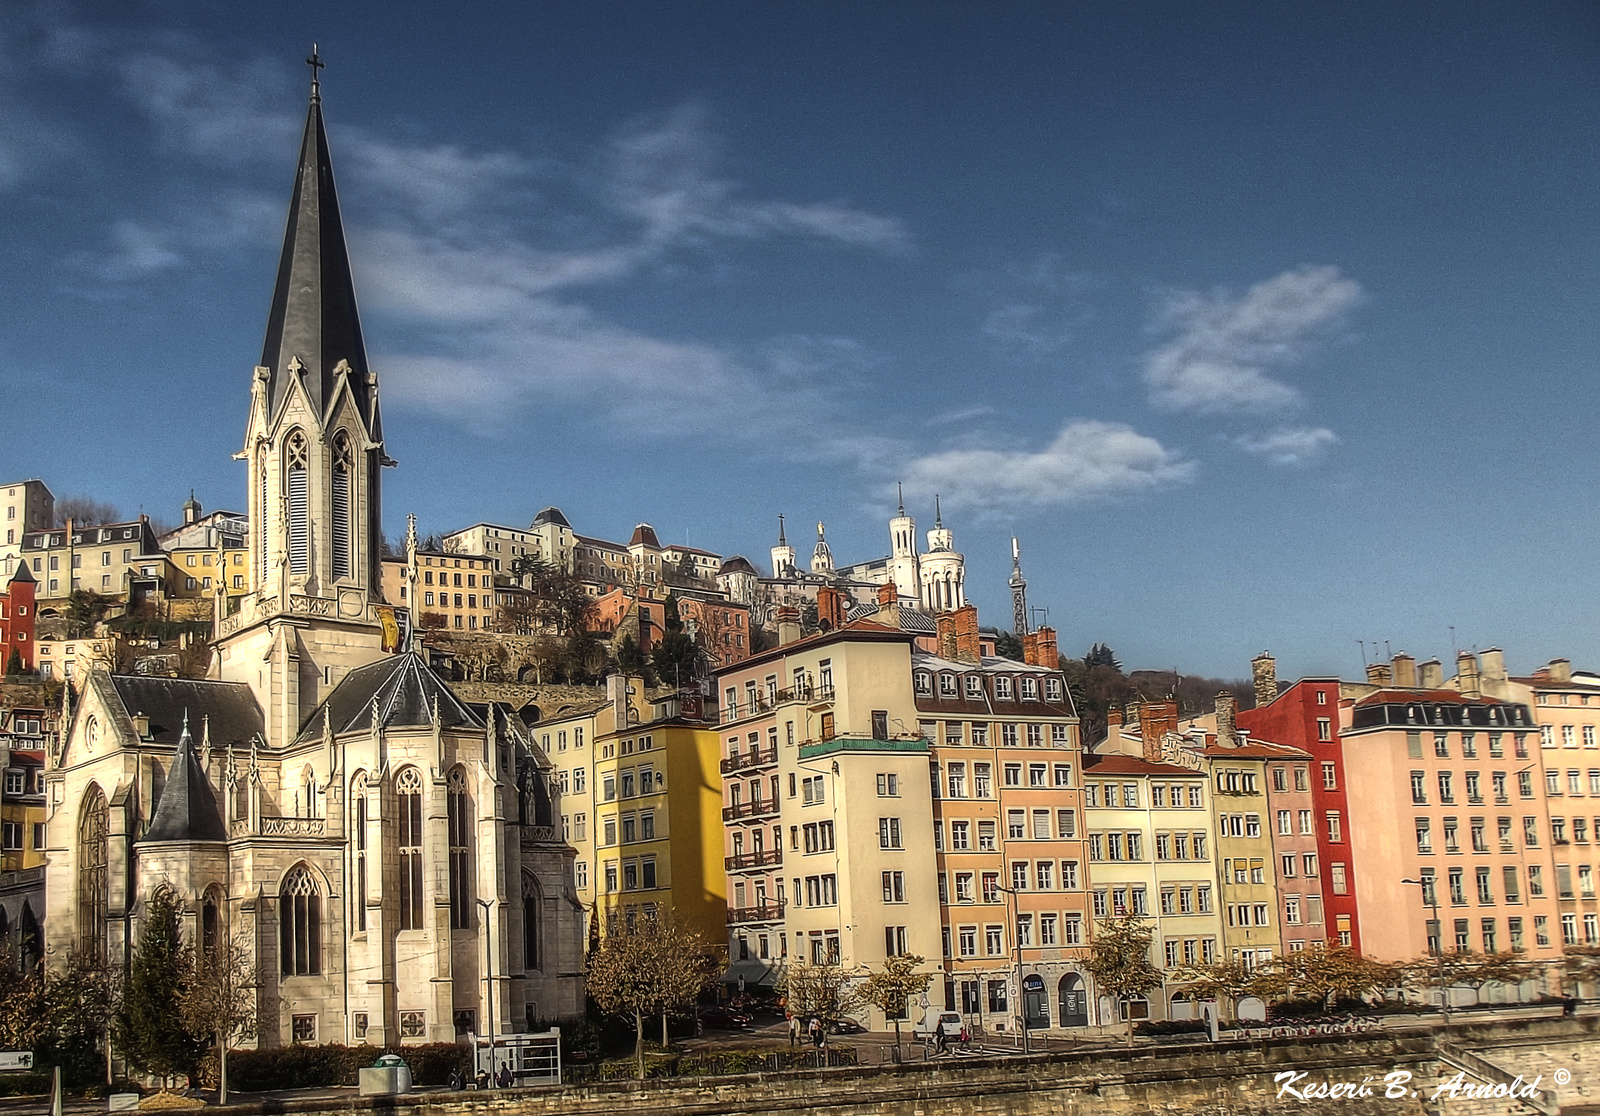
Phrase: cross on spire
[{"left": 306, "top": 44, "right": 325, "bottom": 100}]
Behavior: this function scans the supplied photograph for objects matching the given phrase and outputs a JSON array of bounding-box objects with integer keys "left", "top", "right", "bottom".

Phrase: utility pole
[
  {"left": 1401, "top": 877, "right": 1448, "bottom": 1028},
  {"left": 476, "top": 897, "right": 497, "bottom": 1082}
]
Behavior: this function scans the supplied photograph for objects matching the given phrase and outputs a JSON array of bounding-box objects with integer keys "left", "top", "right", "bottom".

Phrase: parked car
[
  {"left": 699, "top": 1006, "right": 755, "bottom": 1029},
  {"left": 827, "top": 1017, "right": 868, "bottom": 1034}
]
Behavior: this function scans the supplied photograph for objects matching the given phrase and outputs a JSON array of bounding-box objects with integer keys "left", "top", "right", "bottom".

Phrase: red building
[
  {"left": 0, "top": 563, "right": 36, "bottom": 673},
  {"left": 1235, "top": 653, "right": 1362, "bottom": 953}
]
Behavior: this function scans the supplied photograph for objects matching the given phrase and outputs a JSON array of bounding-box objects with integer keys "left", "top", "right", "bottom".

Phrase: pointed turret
[
  {"left": 144, "top": 712, "right": 228, "bottom": 843},
  {"left": 258, "top": 51, "right": 379, "bottom": 438}
]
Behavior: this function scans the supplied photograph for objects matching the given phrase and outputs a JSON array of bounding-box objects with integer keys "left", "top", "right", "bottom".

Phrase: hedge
[{"left": 197, "top": 1043, "right": 469, "bottom": 1092}]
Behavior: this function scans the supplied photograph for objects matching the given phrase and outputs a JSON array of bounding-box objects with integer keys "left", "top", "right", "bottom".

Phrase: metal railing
[
  {"left": 725, "top": 849, "right": 783, "bottom": 871},
  {"left": 721, "top": 745, "right": 778, "bottom": 773},
  {"left": 722, "top": 799, "right": 779, "bottom": 822},
  {"left": 726, "top": 903, "right": 785, "bottom": 924}
]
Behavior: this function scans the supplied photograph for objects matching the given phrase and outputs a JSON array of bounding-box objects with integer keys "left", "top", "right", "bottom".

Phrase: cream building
[
  {"left": 41, "top": 71, "right": 583, "bottom": 1049},
  {"left": 0, "top": 479, "right": 53, "bottom": 579}
]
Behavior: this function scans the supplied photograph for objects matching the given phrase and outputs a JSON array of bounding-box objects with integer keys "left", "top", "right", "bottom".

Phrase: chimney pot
[
  {"left": 1418, "top": 659, "right": 1443, "bottom": 689},
  {"left": 1391, "top": 652, "right": 1416, "bottom": 688}
]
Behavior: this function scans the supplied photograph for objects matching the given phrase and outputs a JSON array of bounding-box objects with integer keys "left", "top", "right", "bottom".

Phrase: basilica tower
[
  {"left": 886, "top": 484, "right": 920, "bottom": 605},
  {"left": 214, "top": 59, "right": 392, "bottom": 745}
]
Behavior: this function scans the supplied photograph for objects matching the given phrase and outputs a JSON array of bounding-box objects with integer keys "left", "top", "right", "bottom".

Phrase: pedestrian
[
  {"left": 787, "top": 1012, "right": 799, "bottom": 1047},
  {"left": 810, "top": 1017, "right": 824, "bottom": 1049}
]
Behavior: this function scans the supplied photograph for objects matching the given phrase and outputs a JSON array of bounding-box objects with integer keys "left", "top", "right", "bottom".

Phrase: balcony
[
  {"left": 722, "top": 799, "right": 779, "bottom": 822},
  {"left": 725, "top": 849, "right": 783, "bottom": 872},
  {"left": 721, "top": 745, "right": 778, "bottom": 774},
  {"left": 726, "top": 903, "right": 785, "bottom": 925}
]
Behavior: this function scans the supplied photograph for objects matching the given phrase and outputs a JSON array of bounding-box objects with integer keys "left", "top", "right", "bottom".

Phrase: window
[
  {"left": 878, "top": 772, "right": 901, "bottom": 797},
  {"left": 977, "top": 820, "right": 996, "bottom": 851},
  {"left": 985, "top": 926, "right": 1004, "bottom": 955},
  {"left": 279, "top": 867, "right": 322, "bottom": 976},
  {"left": 1004, "top": 763, "right": 1022, "bottom": 787},
  {"left": 397, "top": 767, "right": 424, "bottom": 931},
  {"left": 1326, "top": 811, "right": 1342, "bottom": 842},
  {"left": 881, "top": 871, "right": 905, "bottom": 903},
  {"left": 1029, "top": 763, "right": 1047, "bottom": 787},
  {"left": 958, "top": 927, "right": 977, "bottom": 956},
  {"left": 946, "top": 764, "right": 966, "bottom": 798},
  {"left": 950, "top": 821, "right": 970, "bottom": 850},
  {"left": 974, "top": 763, "right": 992, "bottom": 797},
  {"left": 878, "top": 817, "right": 903, "bottom": 849},
  {"left": 447, "top": 768, "right": 473, "bottom": 930},
  {"left": 1330, "top": 863, "right": 1348, "bottom": 895}
]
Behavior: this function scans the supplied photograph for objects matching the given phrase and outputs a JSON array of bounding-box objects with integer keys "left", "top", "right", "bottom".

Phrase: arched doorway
[
  {"left": 1058, "top": 973, "right": 1088, "bottom": 1027},
  {"left": 1022, "top": 973, "right": 1049, "bottom": 1029}
]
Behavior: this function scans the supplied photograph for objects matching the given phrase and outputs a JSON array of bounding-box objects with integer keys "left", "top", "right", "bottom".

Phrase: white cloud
[
  {"left": 972, "top": 254, "right": 1096, "bottom": 356},
  {"left": 1144, "top": 265, "right": 1362, "bottom": 414},
  {"left": 900, "top": 421, "right": 1194, "bottom": 512},
  {"left": 86, "top": 192, "right": 281, "bottom": 279},
  {"left": 1233, "top": 426, "right": 1339, "bottom": 465}
]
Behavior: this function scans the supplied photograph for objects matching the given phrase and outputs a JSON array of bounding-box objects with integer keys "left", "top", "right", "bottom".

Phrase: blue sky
[{"left": 2, "top": 1, "right": 1597, "bottom": 681}]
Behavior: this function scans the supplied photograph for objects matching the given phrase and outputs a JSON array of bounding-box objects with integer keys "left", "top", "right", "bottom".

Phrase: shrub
[
  {"left": 1133, "top": 1019, "right": 1206, "bottom": 1036},
  {"left": 197, "top": 1043, "right": 469, "bottom": 1092}
]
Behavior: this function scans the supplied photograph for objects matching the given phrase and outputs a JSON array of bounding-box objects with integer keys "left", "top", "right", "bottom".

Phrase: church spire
[
  {"left": 1009, "top": 536, "right": 1029, "bottom": 638},
  {"left": 259, "top": 50, "right": 377, "bottom": 435}
]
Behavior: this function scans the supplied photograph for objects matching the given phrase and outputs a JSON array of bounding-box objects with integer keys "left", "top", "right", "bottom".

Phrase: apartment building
[
  {"left": 18, "top": 518, "right": 166, "bottom": 602},
  {"left": 712, "top": 614, "right": 943, "bottom": 1026},
  {"left": 916, "top": 621, "right": 1090, "bottom": 1033},
  {"left": 0, "top": 564, "right": 36, "bottom": 673},
  {"left": 536, "top": 678, "right": 728, "bottom": 949},
  {"left": 0, "top": 480, "right": 53, "bottom": 579},
  {"left": 381, "top": 551, "right": 496, "bottom": 630},
  {"left": 1090, "top": 703, "right": 1224, "bottom": 1025}
]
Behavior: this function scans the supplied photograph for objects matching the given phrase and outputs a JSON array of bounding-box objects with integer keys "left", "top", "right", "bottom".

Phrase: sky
[{"left": 1, "top": 1, "right": 1597, "bottom": 682}]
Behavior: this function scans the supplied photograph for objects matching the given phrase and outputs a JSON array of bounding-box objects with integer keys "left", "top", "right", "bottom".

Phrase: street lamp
[
  {"left": 476, "top": 897, "right": 497, "bottom": 1084},
  {"left": 994, "top": 883, "right": 1030, "bottom": 1054},
  {"left": 1400, "top": 878, "right": 1448, "bottom": 1028}
]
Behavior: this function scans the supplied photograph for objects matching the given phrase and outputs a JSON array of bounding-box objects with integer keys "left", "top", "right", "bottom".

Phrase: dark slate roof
[
  {"left": 144, "top": 714, "right": 227, "bottom": 843},
  {"left": 846, "top": 601, "right": 939, "bottom": 634},
  {"left": 109, "top": 676, "right": 263, "bottom": 747},
  {"left": 719, "top": 555, "right": 758, "bottom": 575},
  {"left": 259, "top": 83, "right": 377, "bottom": 437},
  {"left": 629, "top": 523, "right": 661, "bottom": 548},
  {"left": 532, "top": 506, "right": 571, "bottom": 528},
  {"left": 7, "top": 562, "right": 34, "bottom": 585},
  {"left": 294, "top": 651, "right": 482, "bottom": 743}
]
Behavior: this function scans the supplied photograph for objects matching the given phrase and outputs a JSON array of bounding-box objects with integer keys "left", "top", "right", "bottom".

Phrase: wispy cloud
[
  {"left": 972, "top": 254, "right": 1097, "bottom": 357},
  {"left": 85, "top": 192, "right": 281, "bottom": 280},
  {"left": 1233, "top": 425, "right": 1338, "bottom": 465},
  {"left": 900, "top": 420, "right": 1194, "bottom": 513},
  {"left": 1144, "top": 265, "right": 1362, "bottom": 415}
]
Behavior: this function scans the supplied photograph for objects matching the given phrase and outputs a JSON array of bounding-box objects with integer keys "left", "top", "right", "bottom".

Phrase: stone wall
[{"left": 202, "top": 1015, "right": 1598, "bottom": 1116}]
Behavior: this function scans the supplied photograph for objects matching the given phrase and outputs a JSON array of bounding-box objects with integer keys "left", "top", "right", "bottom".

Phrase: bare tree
[
  {"left": 585, "top": 916, "right": 721, "bottom": 1079},
  {"left": 180, "top": 933, "right": 256, "bottom": 1103},
  {"left": 54, "top": 497, "right": 122, "bottom": 527}
]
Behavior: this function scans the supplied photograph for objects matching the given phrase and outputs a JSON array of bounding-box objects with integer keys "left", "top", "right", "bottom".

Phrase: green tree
[
  {"left": 1279, "top": 946, "right": 1400, "bottom": 1007},
  {"left": 180, "top": 933, "right": 257, "bottom": 1104},
  {"left": 1400, "top": 949, "right": 1536, "bottom": 1007},
  {"left": 113, "top": 890, "right": 204, "bottom": 1085},
  {"left": 1082, "top": 915, "right": 1164, "bottom": 1046},
  {"left": 0, "top": 951, "right": 113, "bottom": 1086},
  {"left": 652, "top": 596, "right": 700, "bottom": 685},
  {"left": 994, "top": 631, "right": 1024, "bottom": 660},
  {"left": 1563, "top": 944, "right": 1600, "bottom": 995},
  {"left": 4, "top": 647, "right": 22, "bottom": 676},
  {"left": 853, "top": 953, "right": 930, "bottom": 1056},
  {"left": 1171, "top": 957, "right": 1270, "bottom": 1019},
  {"left": 614, "top": 633, "right": 647, "bottom": 677},
  {"left": 65, "top": 590, "right": 113, "bottom": 639}
]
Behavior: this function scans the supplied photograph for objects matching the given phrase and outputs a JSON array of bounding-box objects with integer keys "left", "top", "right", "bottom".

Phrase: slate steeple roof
[
  {"left": 259, "top": 62, "right": 380, "bottom": 439},
  {"left": 293, "top": 651, "right": 483, "bottom": 743},
  {"left": 144, "top": 713, "right": 228, "bottom": 843}
]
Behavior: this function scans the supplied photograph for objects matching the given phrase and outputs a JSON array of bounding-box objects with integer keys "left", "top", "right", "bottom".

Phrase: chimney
[
  {"left": 776, "top": 606, "right": 801, "bottom": 647},
  {"left": 875, "top": 582, "right": 901, "bottom": 631},
  {"left": 1026, "top": 626, "right": 1058, "bottom": 669},
  {"left": 816, "top": 585, "right": 844, "bottom": 632},
  {"left": 952, "top": 604, "right": 980, "bottom": 664},
  {"left": 877, "top": 582, "right": 897, "bottom": 608},
  {"left": 1107, "top": 706, "right": 1124, "bottom": 733},
  {"left": 1418, "top": 659, "right": 1443, "bottom": 689},
  {"left": 936, "top": 613, "right": 959, "bottom": 661},
  {"left": 1214, "top": 692, "right": 1237, "bottom": 748},
  {"left": 1549, "top": 658, "right": 1572, "bottom": 683},
  {"left": 607, "top": 674, "right": 634, "bottom": 726},
  {"left": 1250, "top": 652, "right": 1278, "bottom": 709},
  {"left": 1139, "top": 698, "right": 1178, "bottom": 763},
  {"left": 1392, "top": 652, "right": 1416, "bottom": 688},
  {"left": 1455, "top": 651, "right": 1480, "bottom": 698},
  {"left": 1479, "top": 647, "right": 1506, "bottom": 684},
  {"left": 1365, "top": 662, "right": 1393, "bottom": 687}
]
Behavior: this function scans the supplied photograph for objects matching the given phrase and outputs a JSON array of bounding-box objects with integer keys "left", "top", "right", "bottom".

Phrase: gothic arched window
[
  {"left": 331, "top": 430, "right": 353, "bottom": 580},
  {"left": 351, "top": 771, "right": 368, "bottom": 932},
  {"left": 397, "top": 767, "right": 424, "bottom": 931},
  {"left": 522, "top": 873, "right": 541, "bottom": 971},
  {"left": 285, "top": 431, "right": 309, "bottom": 576},
  {"left": 77, "top": 787, "right": 107, "bottom": 964},
  {"left": 279, "top": 865, "right": 321, "bottom": 976},
  {"left": 257, "top": 456, "right": 269, "bottom": 585},
  {"left": 447, "top": 767, "right": 472, "bottom": 930},
  {"left": 201, "top": 886, "right": 223, "bottom": 959}
]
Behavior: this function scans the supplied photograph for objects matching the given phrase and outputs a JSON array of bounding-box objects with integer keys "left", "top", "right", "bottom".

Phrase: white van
[{"left": 912, "top": 1008, "right": 963, "bottom": 1040}]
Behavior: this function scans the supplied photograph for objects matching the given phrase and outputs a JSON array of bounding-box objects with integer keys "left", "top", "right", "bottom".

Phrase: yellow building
[
  {"left": 538, "top": 677, "right": 727, "bottom": 948},
  {"left": 1206, "top": 742, "right": 1284, "bottom": 967},
  {"left": 381, "top": 552, "right": 496, "bottom": 631}
]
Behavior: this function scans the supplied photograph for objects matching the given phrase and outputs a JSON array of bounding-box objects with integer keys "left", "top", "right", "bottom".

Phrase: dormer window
[
  {"left": 915, "top": 672, "right": 932, "bottom": 696},
  {"left": 1045, "top": 678, "right": 1063, "bottom": 702},
  {"left": 1020, "top": 677, "right": 1038, "bottom": 700},
  {"left": 939, "top": 674, "right": 959, "bottom": 698},
  {"left": 995, "top": 676, "right": 1014, "bottom": 700},
  {"left": 965, "top": 675, "right": 983, "bottom": 699}
]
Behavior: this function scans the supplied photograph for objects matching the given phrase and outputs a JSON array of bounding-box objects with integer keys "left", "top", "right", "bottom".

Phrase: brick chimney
[
  {"left": 776, "top": 605, "right": 801, "bottom": 646},
  {"left": 1139, "top": 698, "right": 1178, "bottom": 763},
  {"left": 816, "top": 585, "right": 844, "bottom": 632},
  {"left": 1023, "top": 626, "right": 1058, "bottom": 668},
  {"left": 1250, "top": 652, "right": 1278, "bottom": 709},
  {"left": 1418, "top": 658, "right": 1443, "bottom": 689},
  {"left": 1455, "top": 651, "right": 1480, "bottom": 698},
  {"left": 1214, "top": 692, "right": 1237, "bottom": 748},
  {"left": 953, "top": 603, "right": 980, "bottom": 665},
  {"left": 936, "top": 613, "right": 959, "bottom": 661},
  {"left": 1392, "top": 652, "right": 1416, "bottom": 688},
  {"left": 1365, "top": 662, "right": 1393, "bottom": 687},
  {"left": 1107, "top": 706, "right": 1123, "bottom": 733},
  {"left": 875, "top": 581, "right": 900, "bottom": 630}
]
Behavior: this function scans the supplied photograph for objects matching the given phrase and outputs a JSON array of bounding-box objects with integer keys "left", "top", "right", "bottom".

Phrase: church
[{"left": 41, "top": 64, "right": 585, "bottom": 1048}]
